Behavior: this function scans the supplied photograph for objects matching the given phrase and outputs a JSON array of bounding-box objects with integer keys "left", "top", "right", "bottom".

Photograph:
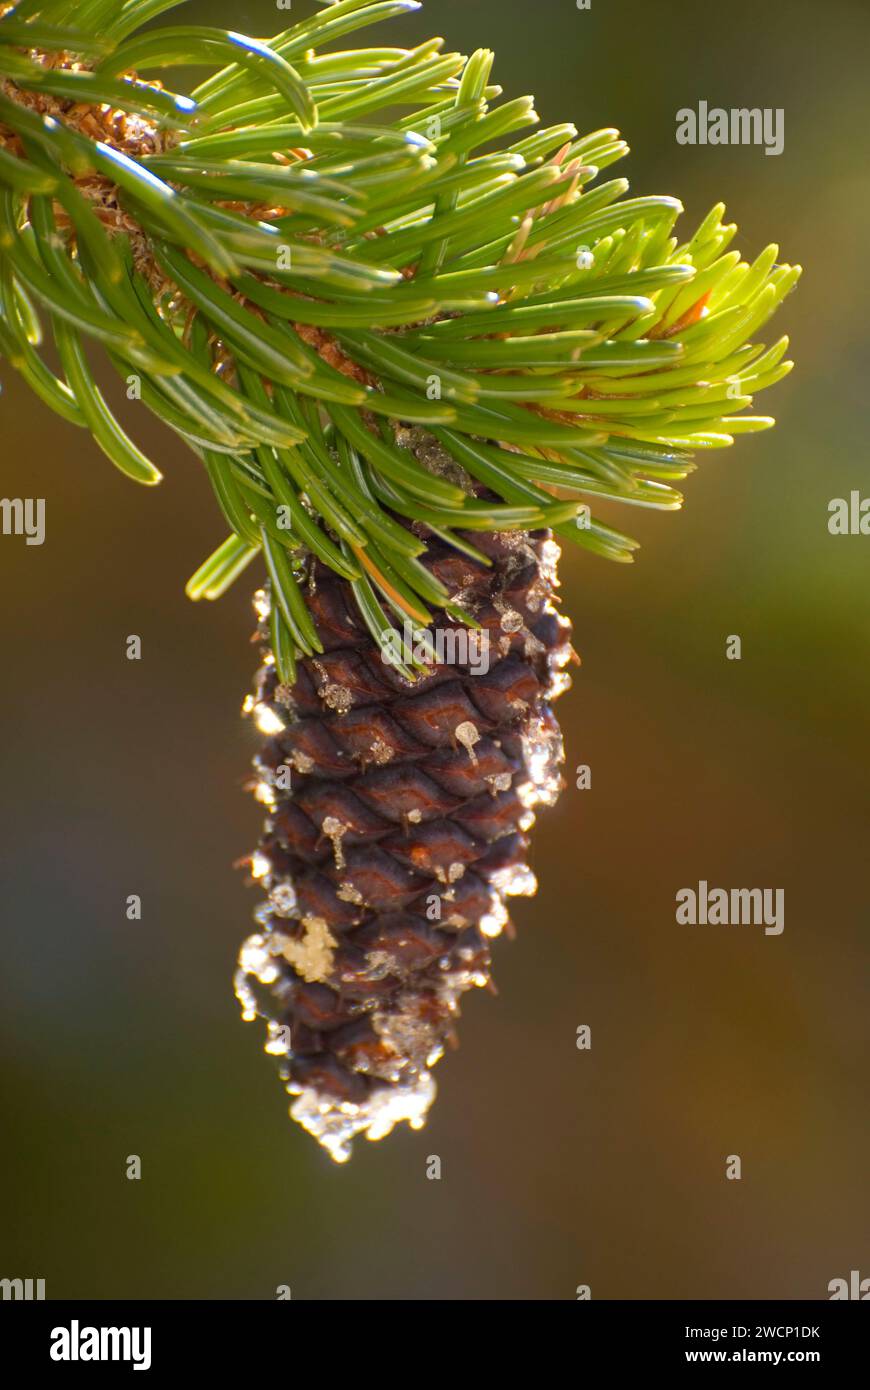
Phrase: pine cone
[{"left": 235, "top": 522, "right": 572, "bottom": 1161}]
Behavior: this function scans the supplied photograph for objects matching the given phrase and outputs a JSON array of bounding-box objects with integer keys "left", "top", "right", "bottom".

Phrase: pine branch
[
  {"left": 0, "top": 0, "right": 803, "bottom": 1160},
  {"left": 0, "top": 0, "right": 799, "bottom": 681}
]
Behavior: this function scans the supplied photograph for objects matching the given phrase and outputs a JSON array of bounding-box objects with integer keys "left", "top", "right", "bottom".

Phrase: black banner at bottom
[{"left": 1, "top": 1298, "right": 867, "bottom": 1373}]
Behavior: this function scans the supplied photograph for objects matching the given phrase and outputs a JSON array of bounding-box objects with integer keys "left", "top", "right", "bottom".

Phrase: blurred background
[{"left": 1, "top": 0, "right": 868, "bottom": 1300}]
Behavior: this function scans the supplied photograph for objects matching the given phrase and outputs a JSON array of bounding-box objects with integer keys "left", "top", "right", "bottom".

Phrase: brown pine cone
[{"left": 235, "top": 524, "right": 573, "bottom": 1161}]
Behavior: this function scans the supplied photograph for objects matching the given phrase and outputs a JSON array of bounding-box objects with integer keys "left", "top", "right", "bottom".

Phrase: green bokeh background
[{"left": 1, "top": 0, "right": 867, "bottom": 1299}]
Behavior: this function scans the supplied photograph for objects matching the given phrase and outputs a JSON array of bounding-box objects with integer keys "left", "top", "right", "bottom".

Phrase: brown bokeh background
[{"left": 1, "top": 0, "right": 868, "bottom": 1299}]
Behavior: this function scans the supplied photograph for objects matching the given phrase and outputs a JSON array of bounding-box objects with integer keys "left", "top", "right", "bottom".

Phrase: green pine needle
[{"left": 0, "top": 0, "right": 800, "bottom": 673}]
